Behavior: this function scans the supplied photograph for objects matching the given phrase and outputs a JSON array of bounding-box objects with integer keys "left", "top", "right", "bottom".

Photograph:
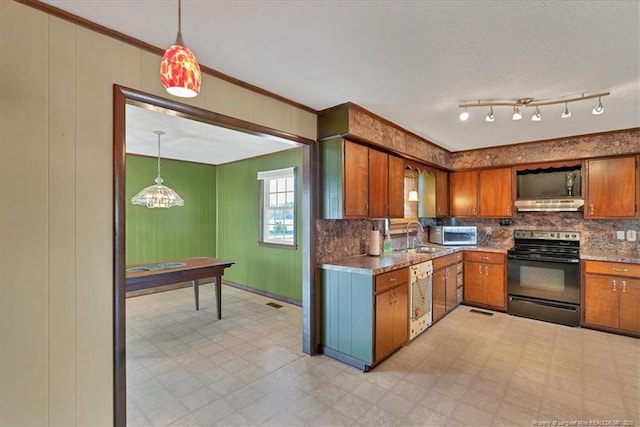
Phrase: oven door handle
[{"left": 507, "top": 254, "right": 580, "bottom": 264}]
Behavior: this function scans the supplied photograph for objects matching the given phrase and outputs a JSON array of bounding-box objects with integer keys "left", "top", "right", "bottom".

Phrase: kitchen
[{"left": 1, "top": 1, "right": 639, "bottom": 426}]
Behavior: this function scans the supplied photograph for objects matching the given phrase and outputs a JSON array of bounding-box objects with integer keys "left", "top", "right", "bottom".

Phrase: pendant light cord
[{"left": 175, "top": 0, "right": 184, "bottom": 45}]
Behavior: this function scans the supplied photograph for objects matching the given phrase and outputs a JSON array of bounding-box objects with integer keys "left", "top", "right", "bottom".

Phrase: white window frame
[{"left": 257, "top": 167, "right": 297, "bottom": 248}]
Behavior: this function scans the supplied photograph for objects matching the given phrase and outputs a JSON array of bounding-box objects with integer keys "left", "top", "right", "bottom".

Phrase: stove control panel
[{"left": 514, "top": 230, "right": 580, "bottom": 241}]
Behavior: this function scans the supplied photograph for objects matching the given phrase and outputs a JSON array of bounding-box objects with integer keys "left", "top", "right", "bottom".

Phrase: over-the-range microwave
[{"left": 429, "top": 226, "right": 477, "bottom": 246}]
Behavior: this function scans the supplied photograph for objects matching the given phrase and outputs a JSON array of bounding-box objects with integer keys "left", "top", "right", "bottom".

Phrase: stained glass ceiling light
[
  {"left": 160, "top": 0, "right": 201, "bottom": 98},
  {"left": 131, "top": 131, "right": 184, "bottom": 208}
]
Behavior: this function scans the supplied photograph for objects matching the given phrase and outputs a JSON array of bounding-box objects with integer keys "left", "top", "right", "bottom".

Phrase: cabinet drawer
[
  {"left": 375, "top": 268, "right": 408, "bottom": 293},
  {"left": 433, "top": 253, "right": 458, "bottom": 270},
  {"left": 464, "top": 251, "right": 504, "bottom": 264},
  {"left": 584, "top": 261, "right": 640, "bottom": 278}
]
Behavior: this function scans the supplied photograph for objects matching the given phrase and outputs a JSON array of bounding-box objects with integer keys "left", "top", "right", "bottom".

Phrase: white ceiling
[{"left": 45, "top": 0, "right": 640, "bottom": 159}]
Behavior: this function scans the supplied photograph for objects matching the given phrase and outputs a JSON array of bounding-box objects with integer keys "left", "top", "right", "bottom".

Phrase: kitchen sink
[{"left": 399, "top": 246, "right": 446, "bottom": 254}]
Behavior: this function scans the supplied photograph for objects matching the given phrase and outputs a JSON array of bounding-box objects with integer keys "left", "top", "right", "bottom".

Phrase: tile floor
[{"left": 126, "top": 284, "right": 639, "bottom": 426}]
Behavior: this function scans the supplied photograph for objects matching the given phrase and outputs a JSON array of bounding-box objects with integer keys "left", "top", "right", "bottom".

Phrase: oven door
[{"left": 507, "top": 256, "right": 580, "bottom": 304}]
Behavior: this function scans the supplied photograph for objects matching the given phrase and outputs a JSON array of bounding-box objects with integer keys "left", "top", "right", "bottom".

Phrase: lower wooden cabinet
[
  {"left": 318, "top": 266, "right": 408, "bottom": 370},
  {"left": 583, "top": 260, "right": 640, "bottom": 335},
  {"left": 463, "top": 251, "right": 506, "bottom": 310},
  {"left": 375, "top": 274, "right": 408, "bottom": 362},
  {"left": 433, "top": 253, "right": 462, "bottom": 322}
]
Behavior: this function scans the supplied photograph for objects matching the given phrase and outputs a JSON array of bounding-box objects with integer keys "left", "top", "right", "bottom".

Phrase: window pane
[
  {"left": 286, "top": 177, "right": 294, "bottom": 191},
  {"left": 277, "top": 178, "right": 286, "bottom": 192},
  {"left": 269, "top": 194, "right": 277, "bottom": 208},
  {"left": 269, "top": 179, "right": 278, "bottom": 193}
]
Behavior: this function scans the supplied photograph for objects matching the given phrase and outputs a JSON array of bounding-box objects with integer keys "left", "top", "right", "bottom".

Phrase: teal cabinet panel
[{"left": 319, "top": 268, "right": 373, "bottom": 365}]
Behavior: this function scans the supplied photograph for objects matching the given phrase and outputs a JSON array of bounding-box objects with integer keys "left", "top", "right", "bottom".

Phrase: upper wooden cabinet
[
  {"left": 479, "top": 168, "right": 513, "bottom": 217},
  {"left": 585, "top": 156, "right": 637, "bottom": 218},
  {"left": 450, "top": 167, "right": 513, "bottom": 218},
  {"left": 388, "top": 155, "right": 406, "bottom": 218},
  {"left": 320, "top": 138, "right": 405, "bottom": 219},
  {"left": 436, "top": 170, "right": 449, "bottom": 217},
  {"left": 450, "top": 170, "right": 478, "bottom": 216}
]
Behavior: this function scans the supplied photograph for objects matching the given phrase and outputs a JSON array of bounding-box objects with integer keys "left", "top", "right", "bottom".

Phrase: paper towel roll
[{"left": 368, "top": 230, "right": 381, "bottom": 256}]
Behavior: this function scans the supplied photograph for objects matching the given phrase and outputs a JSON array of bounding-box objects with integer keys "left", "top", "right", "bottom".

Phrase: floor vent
[
  {"left": 469, "top": 309, "right": 494, "bottom": 316},
  {"left": 266, "top": 302, "right": 283, "bottom": 309}
]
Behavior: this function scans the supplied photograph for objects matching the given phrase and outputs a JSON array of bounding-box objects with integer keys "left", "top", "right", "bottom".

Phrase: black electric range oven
[{"left": 507, "top": 230, "right": 581, "bottom": 327}]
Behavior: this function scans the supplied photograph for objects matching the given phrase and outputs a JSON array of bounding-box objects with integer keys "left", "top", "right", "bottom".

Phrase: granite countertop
[
  {"left": 319, "top": 245, "right": 509, "bottom": 275},
  {"left": 580, "top": 249, "right": 640, "bottom": 264}
]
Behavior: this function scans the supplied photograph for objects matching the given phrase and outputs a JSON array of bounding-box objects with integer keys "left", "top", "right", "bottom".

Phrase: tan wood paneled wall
[{"left": 0, "top": 2, "right": 317, "bottom": 425}]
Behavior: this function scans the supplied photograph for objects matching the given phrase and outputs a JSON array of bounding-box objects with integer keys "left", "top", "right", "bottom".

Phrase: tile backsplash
[{"left": 316, "top": 215, "right": 640, "bottom": 264}]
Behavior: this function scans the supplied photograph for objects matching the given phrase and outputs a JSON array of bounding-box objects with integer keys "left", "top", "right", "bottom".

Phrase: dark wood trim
[
  {"left": 302, "top": 143, "right": 316, "bottom": 355},
  {"left": 15, "top": 0, "right": 316, "bottom": 114},
  {"left": 112, "top": 85, "right": 127, "bottom": 427}
]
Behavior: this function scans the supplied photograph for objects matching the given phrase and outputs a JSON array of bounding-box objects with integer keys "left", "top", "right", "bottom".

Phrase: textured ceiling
[{"left": 44, "top": 0, "right": 640, "bottom": 160}]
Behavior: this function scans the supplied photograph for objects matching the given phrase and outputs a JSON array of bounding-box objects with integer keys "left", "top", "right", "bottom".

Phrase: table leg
[
  {"left": 215, "top": 275, "right": 222, "bottom": 320},
  {"left": 193, "top": 279, "right": 199, "bottom": 311}
]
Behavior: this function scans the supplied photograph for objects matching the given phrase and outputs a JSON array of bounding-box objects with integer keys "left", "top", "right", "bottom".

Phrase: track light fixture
[
  {"left": 592, "top": 97, "right": 604, "bottom": 115},
  {"left": 531, "top": 106, "right": 542, "bottom": 121},
  {"left": 458, "top": 91, "right": 609, "bottom": 122},
  {"left": 512, "top": 106, "right": 522, "bottom": 121},
  {"left": 485, "top": 106, "right": 494, "bottom": 122}
]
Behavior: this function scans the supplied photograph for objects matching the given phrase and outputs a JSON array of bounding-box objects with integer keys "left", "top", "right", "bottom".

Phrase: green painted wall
[
  {"left": 217, "top": 148, "right": 303, "bottom": 302},
  {"left": 125, "top": 155, "right": 217, "bottom": 264}
]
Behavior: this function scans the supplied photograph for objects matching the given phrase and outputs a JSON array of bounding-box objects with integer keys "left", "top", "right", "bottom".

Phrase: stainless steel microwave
[{"left": 429, "top": 226, "right": 477, "bottom": 246}]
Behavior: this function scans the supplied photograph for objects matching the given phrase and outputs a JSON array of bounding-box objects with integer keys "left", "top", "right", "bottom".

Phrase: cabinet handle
[
  {"left": 479, "top": 256, "right": 489, "bottom": 261},
  {"left": 364, "top": 201, "right": 368, "bottom": 213},
  {"left": 589, "top": 204, "right": 594, "bottom": 215},
  {"left": 612, "top": 279, "right": 617, "bottom": 292},
  {"left": 484, "top": 265, "right": 489, "bottom": 275},
  {"left": 389, "top": 291, "right": 395, "bottom": 305},
  {"left": 612, "top": 268, "right": 629, "bottom": 273},
  {"left": 622, "top": 280, "right": 627, "bottom": 293},
  {"left": 389, "top": 276, "right": 396, "bottom": 282},
  {"left": 506, "top": 206, "right": 511, "bottom": 214},
  {"left": 472, "top": 207, "right": 477, "bottom": 215},
  {"left": 478, "top": 265, "right": 483, "bottom": 274}
]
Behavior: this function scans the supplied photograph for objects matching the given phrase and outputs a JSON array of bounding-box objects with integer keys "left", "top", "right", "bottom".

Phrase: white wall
[{"left": 0, "top": 2, "right": 317, "bottom": 425}]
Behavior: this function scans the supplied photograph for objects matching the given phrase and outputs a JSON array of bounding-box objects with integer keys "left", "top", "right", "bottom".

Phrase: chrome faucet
[{"left": 406, "top": 220, "right": 424, "bottom": 249}]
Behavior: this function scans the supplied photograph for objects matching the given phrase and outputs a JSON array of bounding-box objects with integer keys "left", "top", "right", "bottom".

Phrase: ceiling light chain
[{"left": 458, "top": 91, "right": 609, "bottom": 122}]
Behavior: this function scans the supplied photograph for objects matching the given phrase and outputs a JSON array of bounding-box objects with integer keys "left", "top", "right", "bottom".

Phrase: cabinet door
[
  {"left": 584, "top": 276, "right": 619, "bottom": 328},
  {"left": 479, "top": 167, "right": 513, "bottom": 217},
  {"left": 375, "top": 288, "right": 395, "bottom": 361},
  {"left": 432, "top": 269, "right": 447, "bottom": 321},
  {"left": 450, "top": 171, "right": 478, "bottom": 217},
  {"left": 392, "top": 283, "right": 408, "bottom": 349},
  {"left": 388, "top": 155, "right": 405, "bottom": 218},
  {"left": 445, "top": 267, "right": 457, "bottom": 312},
  {"left": 369, "top": 148, "right": 389, "bottom": 218},
  {"left": 586, "top": 156, "right": 636, "bottom": 218},
  {"left": 483, "top": 263, "right": 506, "bottom": 309},
  {"left": 436, "top": 170, "right": 449, "bottom": 217},
  {"left": 619, "top": 278, "right": 640, "bottom": 333},
  {"left": 463, "top": 261, "right": 484, "bottom": 304},
  {"left": 344, "top": 141, "right": 369, "bottom": 217}
]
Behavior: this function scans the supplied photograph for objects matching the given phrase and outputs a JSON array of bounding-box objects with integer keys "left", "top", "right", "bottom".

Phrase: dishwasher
[{"left": 409, "top": 260, "right": 433, "bottom": 340}]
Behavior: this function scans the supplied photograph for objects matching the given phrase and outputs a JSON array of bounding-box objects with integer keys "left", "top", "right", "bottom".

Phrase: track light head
[
  {"left": 561, "top": 103, "right": 572, "bottom": 118},
  {"left": 531, "top": 106, "right": 542, "bottom": 121},
  {"left": 512, "top": 106, "right": 522, "bottom": 121},
  {"left": 592, "top": 97, "right": 604, "bottom": 115},
  {"left": 485, "top": 106, "right": 494, "bottom": 122},
  {"left": 459, "top": 108, "right": 469, "bottom": 121}
]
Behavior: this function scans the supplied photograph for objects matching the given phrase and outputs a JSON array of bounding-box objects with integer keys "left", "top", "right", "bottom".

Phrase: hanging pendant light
[
  {"left": 561, "top": 102, "right": 572, "bottom": 118},
  {"left": 131, "top": 131, "right": 185, "bottom": 208},
  {"left": 592, "top": 97, "right": 605, "bottom": 115},
  {"left": 512, "top": 106, "right": 522, "bottom": 121},
  {"left": 531, "top": 106, "right": 542, "bottom": 121},
  {"left": 485, "top": 106, "right": 495, "bottom": 122},
  {"left": 160, "top": 0, "right": 201, "bottom": 98}
]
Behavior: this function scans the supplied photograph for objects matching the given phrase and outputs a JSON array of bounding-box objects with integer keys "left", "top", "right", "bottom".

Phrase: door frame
[{"left": 112, "top": 84, "right": 316, "bottom": 425}]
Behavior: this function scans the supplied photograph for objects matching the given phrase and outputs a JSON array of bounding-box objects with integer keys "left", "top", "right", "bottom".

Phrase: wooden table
[{"left": 125, "top": 257, "right": 235, "bottom": 319}]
